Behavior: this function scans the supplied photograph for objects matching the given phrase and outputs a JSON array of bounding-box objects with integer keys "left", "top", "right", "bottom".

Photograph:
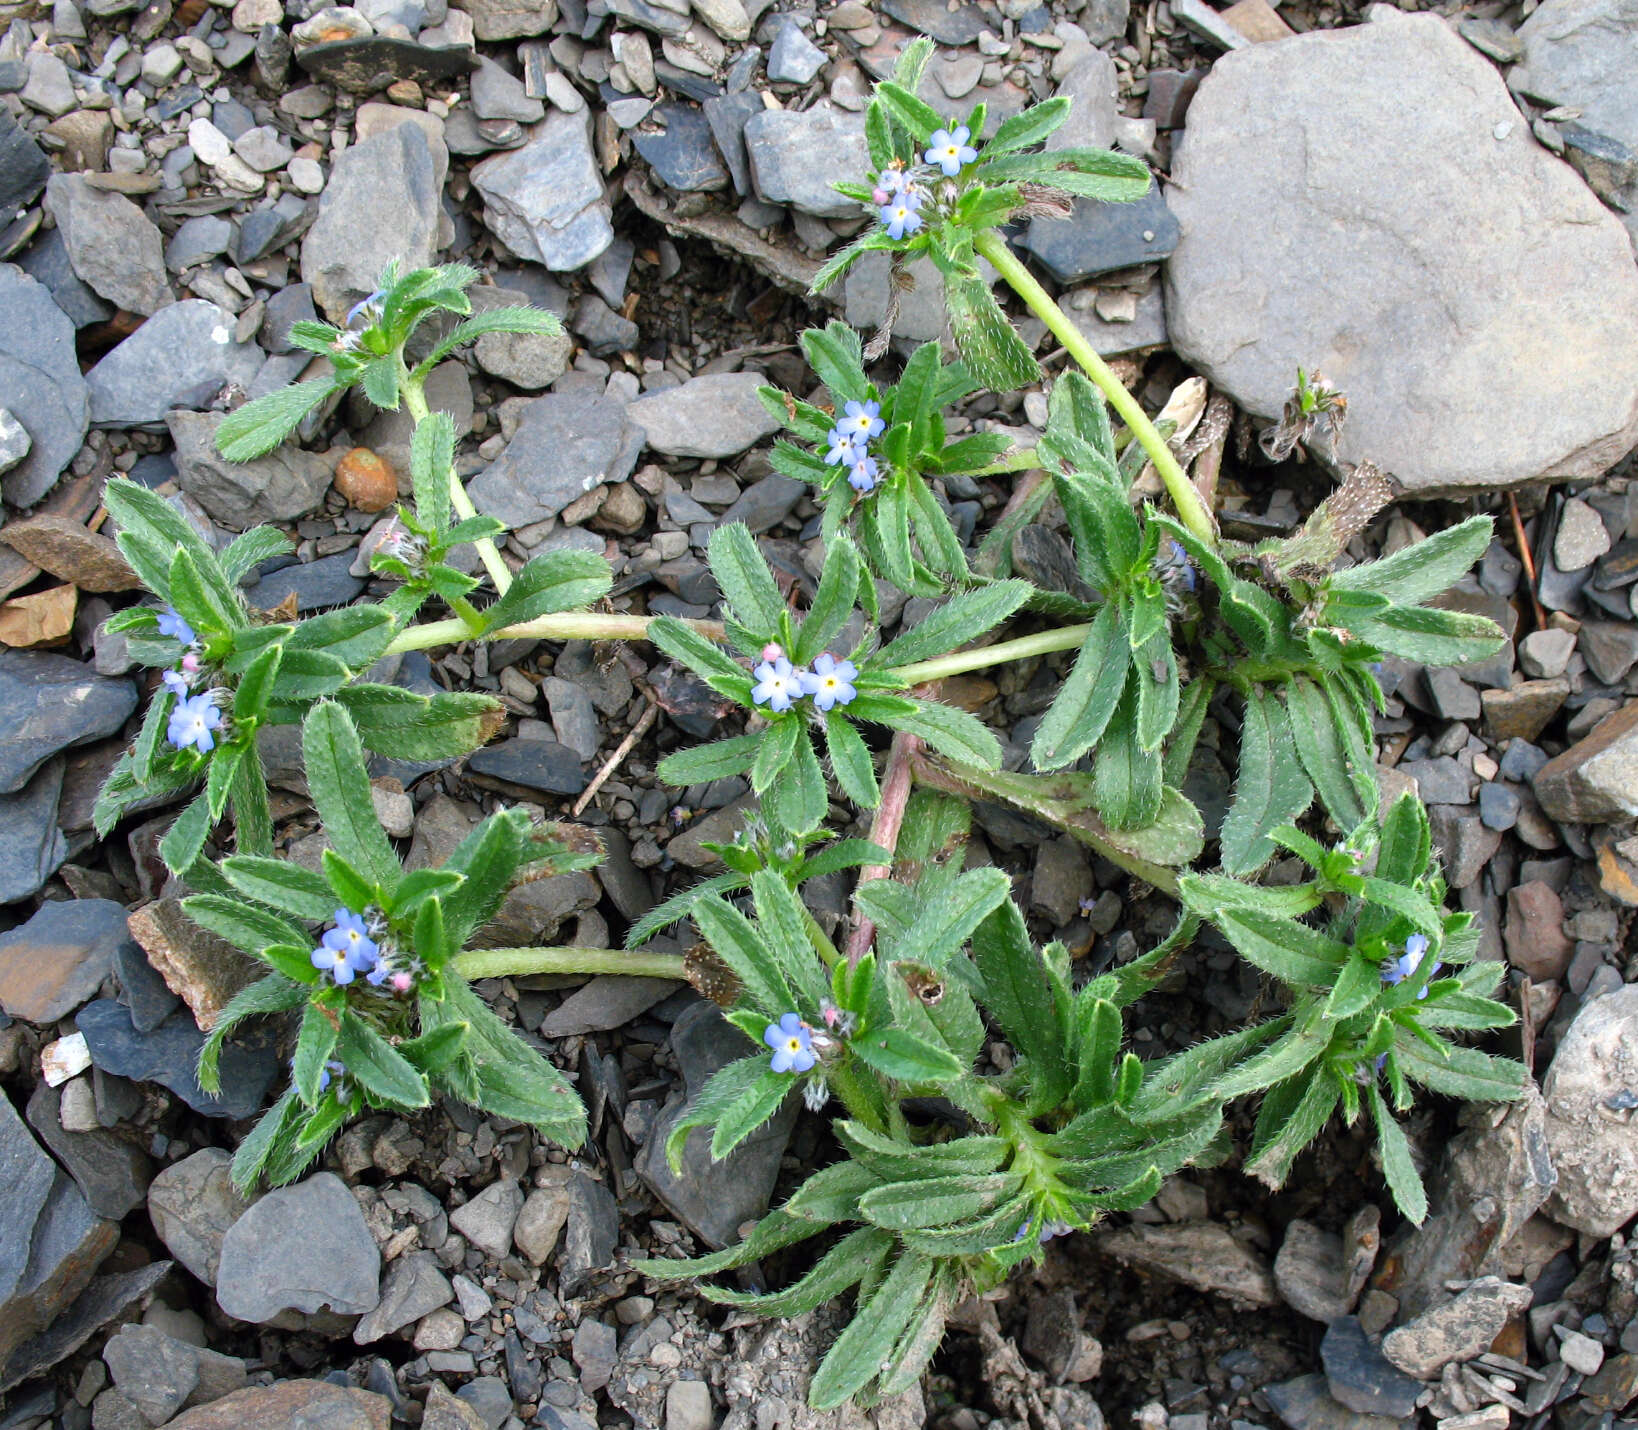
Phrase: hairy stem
[
  {"left": 384, "top": 611, "right": 725, "bottom": 656},
  {"left": 400, "top": 367, "right": 513, "bottom": 595},
  {"left": 973, "top": 229, "right": 1217, "bottom": 546},
  {"left": 453, "top": 946, "right": 688, "bottom": 981},
  {"left": 892, "top": 623, "right": 1090, "bottom": 685},
  {"left": 844, "top": 730, "right": 922, "bottom": 968}
]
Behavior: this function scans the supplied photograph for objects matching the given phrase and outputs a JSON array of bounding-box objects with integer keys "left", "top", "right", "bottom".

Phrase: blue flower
[
  {"left": 345, "top": 288, "right": 386, "bottom": 328},
  {"left": 765, "top": 1012, "right": 817, "bottom": 1074},
  {"left": 751, "top": 656, "right": 801, "bottom": 713},
  {"left": 823, "top": 426, "right": 860, "bottom": 466},
  {"left": 847, "top": 453, "right": 880, "bottom": 493},
  {"left": 155, "top": 606, "right": 196, "bottom": 645},
  {"left": 166, "top": 692, "right": 223, "bottom": 754},
  {"left": 1381, "top": 933, "right": 1440, "bottom": 997},
  {"left": 161, "top": 669, "right": 190, "bottom": 698},
  {"left": 323, "top": 909, "right": 378, "bottom": 969},
  {"left": 880, "top": 197, "right": 923, "bottom": 240},
  {"left": 840, "top": 399, "right": 885, "bottom": 443},
  {"left": 801, "top": 653, "right": 858, "bottom": 711},
  {"left": 925, "top": 125, "right": 977, "bottom": 177},
  {"left": 1168, "top": 539, "right": 1197, "bottom": 592}
]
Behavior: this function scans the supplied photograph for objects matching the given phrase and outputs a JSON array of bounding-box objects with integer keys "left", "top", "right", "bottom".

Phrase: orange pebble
[{"left": 334, "top": 447, "right": 398, "bottom": 512}]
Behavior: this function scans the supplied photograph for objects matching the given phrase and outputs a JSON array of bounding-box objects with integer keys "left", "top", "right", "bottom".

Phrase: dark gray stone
[
  {"left": 17, "top": 226, "right": 113, "bottom": 330},
  {"left": 1399, "top": 757, "right": 1476, "bottom": 806},
  {"left": 1265, "top": 1375, "right": 1400, "bottom": 1430},
  {"left": 628, "top": 371, "right": 779, "bottom": 458},
  {"left": 261, "top": 283, "right": 318, "bottom": 353},
  {"left": 766, "top": 19, "right": 825, "bottom": 82},
  {"left": 0, "top": 899, "right": 133, "bottom": 1024},
  {"left": 1024, "top": 181, "right": 1179, "bottom": 284},
  {"left": 43, "top": 175, "right": 169, "bottom": 316},
  {"left": 719, "top": 474, "right": 802, "bottom": 532},
  {"left": 0, "top": 262, "right": 91, "bottom": 506},
  {"left": 471, "top": 110, "right": 613, "bottom": 271},
  {"left": 636, "top": 999, "right": 797, "bottom": 1248},
  {"left": 167, "top": 409, "right": 334, "bottom": 530},
  {"left": 703, "top": 91, "right": 761, "bottom": 195},
  {"left": 0, "top": 1168, "right": 116, "bottom": 1375},
  {"left": 880, "top": 0, "right": 986, "bottom": 43},
  {"left": 115, "top": 938, "right": 179, "bottom": 1033},
  {"left": 352, "top": 1251, "right": 452, "bottom": 1344},
  {"left": 87, "top": 301, "right": 264, "bottom": 428},
  {"left": 249, "top": 553, "right": 367, "bottom": 612},
  {"left": 101, "top": 1324, "right": 201, "bottom": 1424},
  {"left": 540, "top": 975, "right": 681, "bottom": 1036},
  {"left": 215, "top": 1171, "right": 381, "bottom": 1322},
  {"left": 146, "top": 1147, "right": 253, "bottom": 1287},
  {"left": 559, "top": 1173, "right": 618, "bottom": 1296},
  {"left": 743, "top": 104, "right": 866, "bottom": 218},
  {"left": 472, "top": 56, "right": 544, "bottom": 122},
  {"left": 571, "top": 294, "right": 639, "bottom": 354},
  {"left": 632, "top": 103, "right": 729, "bottom": 192},
  {"left": 76, "top": 998, "right": 278, "bottom": 1120},
  {"left": 0, "top": 1261, "right": 171, "bottom": 1394},
  {"left": 0, "top": 1092, "right": 59, "bottom": 1315},
  {"left": 165, "top": 215, "right": 236, "bottom": 274},
  {"left": 293, "top": 34, "right": 479, "bottom": 94},
  {"left": 1320, "top": 1317, "right": 1423, "bottom": 1418},
  {"left": 0, "top": 108, "right": 49, "bottom": 214},
  {"left": 25, "top": 1081, "right": 150, "bottom": 1220},
  {"left": 465, "top": 739, "right": 588, "bottom": 796},
  {"left": 0, "top": 651, "right": 136, "bottom": 795},
  {"left": 0, "top": 759, "right": 68, "bottom": 904},
  {"left": 468, "top": 393, "right": 643, "bottom": 527},
  {"left": 1478, "top": 781, "right": 1520, "bottom": 832}
]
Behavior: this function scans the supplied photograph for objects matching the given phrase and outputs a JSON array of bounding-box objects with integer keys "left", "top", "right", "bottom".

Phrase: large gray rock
[
  {"left": 628, "top": 371, "right": 779, "bottom": 458},
  {"left": 0, "top": 652, "right": 136, "bottom": 795},
  {"left": 1541, "top": 984, "right": 1638, "bottom": 1237},
  {"left": 744, "top": 105, "right": 868, "bottom": 218},
  {"left": 0, "top": 263, "right": 89, "bottom": 506},
  {"left": 167, "top": 409, "right": 333, "bottom": 530},
  {"left": 43, "top": 175, "right": 169, "bottom": 316},
  {"left": 0, "top": 899, "right": 132, "bottom": 1028},
  {"left": 1164, "top": 8, "right": 1638, "bottom": 496},
  {"left": 215, "top": 1172, "right": 381, "bottom": 1322},
  {"left": 1380, "top": 1276, "right": 1532, "bottom": 1379},
  {"left": 468, "top": 392, "right": 642, "bottom": 527},
  {"left": 301, "top": 124, "right": 441, "bottom": 320},
  {"left": 470, "top": 111, "right": 612, "bottom": 271},
  {"left": 1515, "top": 0, "right": 1638, "bottom": 245},
  {"left": 87, "top": 301, "right": 264, "bottom": 428},
  {"left": 1533, "top": 700, "right": 1638, "bottom": 822},
  {"left": 146, "top": 1148, "right": 255, "bottom": 1287},
  {"left": 454, "top": 0, "right": 556, "bottom": 38}
]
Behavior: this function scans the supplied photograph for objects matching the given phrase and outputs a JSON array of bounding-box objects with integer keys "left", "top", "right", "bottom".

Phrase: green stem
[
  {"left": 973, "top": 229, "right": 1217, "bottom": 546},
  {"left": 892, "top": 623, "right": 1090, "bottom": 686},
  {"left": 453, "top": 946, "right": 688, "bottom": 981},
  {"left": 383, "top": 610, "right": 725, "bottom": 656},
  {"left": 399, "top": 366, "right": 514, "bottom": 595}
]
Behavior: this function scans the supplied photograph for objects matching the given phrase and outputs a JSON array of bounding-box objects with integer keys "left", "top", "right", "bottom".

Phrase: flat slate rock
[
  {"left": 632, "top": 103, "right": 729, "bottom": 193},
  {"left": 146, "top": 1147, "right": 255, "bottom": 1288},
  {"left": 627, "top": 370, "right": 780, "bottom": 458},
  {"left": 76, "top": 998, "right": 279, "bottom": 1120},
  {"left": 743, "top": 105, "right": 868, "bottom": 218},
  {"left": 0, "top": 263, "right": 91, "bottom": 506},
  {"left": 0, "top": 1260, "right": 171, "bottom": 1394},
  {"left": 0, "top": 1167, "right": 117, "bottom": 1373},
  {"left": 0, "top": 649, "right": 136, "bottom": 794},
  {"left": 0, "top": 1091, "right": 59, "bottom": 1311},
  {"left": 87, "top": 301, "right": 264, "bottom": 428},
  {"left": 295, "top": 34, "right": 479, "bottom": 92},
  {"left": 471, "top": 110, "right": 613, "bottom": 271},
  {"left": 1024, "top": 180, "right": 1180, "bottom": 284},
  {"left": 167, "top": 409, "right": 334, "bottom": 530},
  {"left": 26, "top": 1080, "right": 151, "bottom": 1221},
  {"left": 0, "top": 759, "right": 70, "bottom": 905},
  {"left": 465, "top": 738, "right": 589, "bottom": 795},
  {"left": 215, "top": 1172, "right": 381, "bottom": 1322},
  {"left": 43, "top": 174, "right": 169, "bottom": 316},
  {"left": 0, "top": 107, "right": 50, "bottom": 218},
  {"left": 1163, "top": 7, "right": 1638, "bottom": 495},
  {"left": 0, "top": 898, "right": 135, "bottom": 1025},
  {"left": 468, "top": 392, "right": 643, "bottom": 527}
]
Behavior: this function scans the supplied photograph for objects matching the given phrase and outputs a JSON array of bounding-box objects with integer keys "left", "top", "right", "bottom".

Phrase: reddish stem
[{"left": 844, "top": 730, "right": 922, "bottom": 968}]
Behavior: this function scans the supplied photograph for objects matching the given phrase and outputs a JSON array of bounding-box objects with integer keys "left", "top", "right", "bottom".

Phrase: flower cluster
[
  {"left": 868, "top": 125, "right": 976, "bottom": 242},
  {"left": 1381, "top": 933, "right": 1439, "bottom": 998},
  {"left": 763, "top": 1003, "right": 849, "bottom": 1087},
  {"left": 750, "top": 645, "right": 859, "bottom": 714},
  {"left": 309, "top": 908, "right": 419, "bottom": 993},
  {"left": 823, "top": 399, "right": 886, "bottom": 494},
  {"left": 157, "top": 606, "right": 230, "bottom": 755}
]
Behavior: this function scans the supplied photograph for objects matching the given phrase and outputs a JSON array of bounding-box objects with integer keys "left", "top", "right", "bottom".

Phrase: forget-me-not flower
[
  {"left": 847, "top": 453, "right": 880, "bottom": 493},
  {"left": 925, "top": 125, "right": 977, "bottom": 177},
  {"left": 840, "top": 399, "right": 885, "bottom": 443},
  {"left": 880, "top": 196, "right": 923, "bottom": 240},
  {"left": 765, "top": 1012, "right": 817, "bottom": 1074},
  {"left": 1381, "top": 933, "right": 1440, "bottom": 997},
  {"left": 345, "top": 288, "right": 386, "bottom": 328},
  {"left": 802, "top": 653, "right": 858, "bottom": 711},
  {"left": 751, "top": 656, "right": 802, "bottom": 713},
  {"left": 156, "top": 606, "right": 196, "bottom": 645},
  {"left": 167, "top": 692, "right": 224, "bottom": 754},
  {"left": 311, "top": 912, "right": 378, "bottom": 985},
  {"left": 823, "top": 426, "right": 860, "bottom": 466}
]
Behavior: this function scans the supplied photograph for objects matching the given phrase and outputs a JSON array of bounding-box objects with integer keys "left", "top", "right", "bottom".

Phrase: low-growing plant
[{"left": 89, "top": 55, "right": 1529, "bottom": 1409}]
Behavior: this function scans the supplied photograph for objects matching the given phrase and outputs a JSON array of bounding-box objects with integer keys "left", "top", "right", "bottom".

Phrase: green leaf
[
  {"left": 1093, "top": 676, "right": 1163, "bottom": 830},
  {"left": 770, "top": 728, "right": 828, "bottom": 835},
  {"left": 693, "top": 896, "right": 797, "bottom": 1019},
  {"left": 1055, "top": 468, "right": 1140, "bottom": 590},
  {"left": 181, "top": 894, "right": 310, "bottom": 957},
  {"left": 410, "top": 411, "right": 456, "bottom": 534},
  {"left": 663, "top": 1054, "right": 767, "bottom": 1173},
  {"left": 334, "top": 685, "right": 503, "bottom": 762},
  {"left": 896, "top": 698, "right": 1002, "bottom": 769},
  {"left": 808, "top": 1252, "right": 935, "bottom": 1411},
  {"left": 411, "top": 305, "right": 562, "bottom": 376},
  {"left": 303, "top": 702, "right": 401, "bottom": 889},
  {"left": 1347, "top": 604, "right": 1507, "bottom": 666},
  {"left": 1183, "top": 883, "right": 1351, "bottom": 987},
  {"left": 852, "top": 1027, "right": 965, "bottom": 1083},
  {"left": 1391, "top": 1034, "right": 1526, "bottom": 1102},
  {"left": 859, "top": 1172, "right": 1022, "bottom": 1230},
  {"left": 1286, "top": 676, "right": 1372, "bottom": 833},
  {"left": 1330, "top": 516, "right": 1492, "bottom": 607},
  {"left": 893, "top": 865, "right": 1011, "bottom": 967},
  {"left": 336, "top": 1011, "right": 429, "bottom": 1109},
  {"left": 658, "top": 732, "right": 764, "bottom": 787},
  {"left": 482, "top": 550, "right": 612, "bottom": 631},
  {"left": 1325, "top": 953, "right": 1383, "bottom": 1020},
  {"left": 1369, "top": 1081, "right": 1427, "bottom": 1223},
  {"left": 709, "top": 523, "right": 787, "bottom": 636},
  {"left": 230, "top": 1086, "right": 302, "bottom": 1191},
  {"left": 709, "top": 1066, "right": 795, "bottom": 1160},
  {"left": 233, "top": 643, "right": 282, "bottom": 721},
  {"left": 159, "top": 793, "right": 213, "bottom": 875},
  {"left": 794, "top": 533, "right": 862, "bottom": 666},
  {"left": 197, "top": 973, "right": 307, "bottom": 1093},
  {"left": 220, "top": 527, "right": 294, "bottom": 586},
  {"left": 824, "top": 709, "right": 879, "bottom": 808},
  {"left": 1133, "top": 626, "right": 1179, "bottom": 753},
  {"left": 648, "top": 615, "right": 755, "bottom": 701},
  {"left": 1220, "top": 686, "right": 1315, "bottom": 875},
  {"left": 214, "top": 379, "right": 340, "bottom": 462},
  {"left": 204, "top": 742, "right": 244, "bottom": 820},
  {"left": 392, "top": 868, "right": 464, "bottom": 918},
  {"left": 362, "top": 356, "right": 400, "bottom": 409},
  {"left": 875, "top": 81, "right": 942, "bottom": 143},
  {"left": 322, "top": 847, "right": 377, "bottom": 913},
  {"left": 1244, "top": 1065, "right": 1341, "bottom": 1188},
  {"left": 977, "top": 147, "right": 1151, "bottom": 201},
  {"left": 876, "top": 580, "right": 1031, "bottom": 669},
  {"left": 399, "top": 1021, "right": 467, "bottom": 1074},
  {"left": 293, "top": 1002, "right": 340, "bottom": 1107},
  {"left": 287, "top": 606, "right": 397, "bottom": 673},
  {"left": 984, "top": 97, "right": 1071, "bottom": 156},
  {"left": 945, "top": 269, "right": 1041, "bottom": 392},
  {"left": 751, "top": 869, "right": 829, "bottom": 1007},
  {"left": 970, "top": 899, "right": 1067, "bottom": 1096},
  {"left": 1031, "top": 600, "right": 1128, "bottom": 769},
  {"left": 221, "top": 854, "right": 339, "bottom": 920},
  {"left": 894, "top": 341, "right": 945, "bottom": 458},
  {"left": 800, "top": 322, "right": 869, "bottom": 404},
  {"left": 700, "top": 1226, "right": 891, "bottom": 1317}
]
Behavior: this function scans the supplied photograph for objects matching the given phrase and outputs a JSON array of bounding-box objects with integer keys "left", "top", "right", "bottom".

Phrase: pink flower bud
[
  {"left": 761, "top": 642, "right": 784, "bottom": 663},
  {"left": 181, "top": 652, "right": 200, "bottom": 672},
  {"left": 871, "top": 188, "right": 889, "bottom": 206},
  {"left": 391, "top": 971, "right": 413, "bottom": 992}
]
